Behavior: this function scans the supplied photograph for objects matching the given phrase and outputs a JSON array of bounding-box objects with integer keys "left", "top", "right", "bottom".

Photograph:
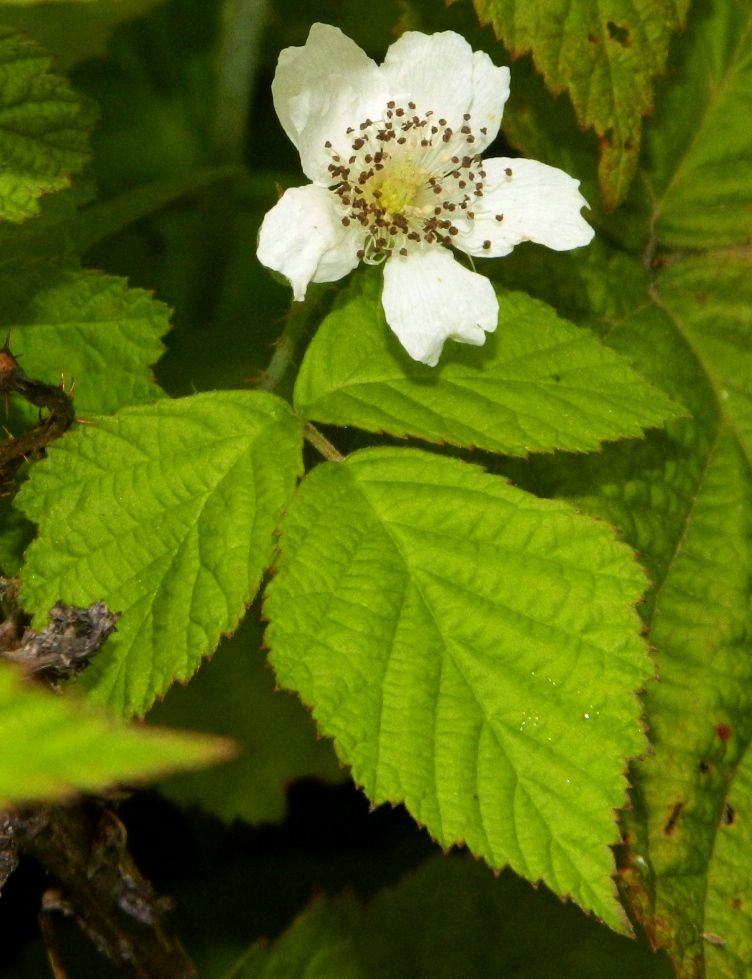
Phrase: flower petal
[
  {"left": 468, "top": 54, "right": 510, "bottom": 152},
  {"left": 257, "top": 184, "right": 362, "bottom": 301},
  {"left": 456, "top": 158, "right": 595, "bottom": 258},
  {"left": 272, "top": 24, "right": 389, "bottom": 185},
  {"left": 382, "top": 247, "right": 498, "bottom": 367},
  {"left": 381, "top": 31, "right": 475, "bottom": 132}
]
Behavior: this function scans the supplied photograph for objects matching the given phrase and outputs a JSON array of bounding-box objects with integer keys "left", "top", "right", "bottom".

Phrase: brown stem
[
  {"left": 0, "top": 343, "right": 75, "bottom": 491},
  {"left": 11, "top": 802, "right": 197, "bottom": 979}
]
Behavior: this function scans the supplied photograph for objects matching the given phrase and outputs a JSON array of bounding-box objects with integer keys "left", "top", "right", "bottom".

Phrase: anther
[
  {"left": 495, "top": 214, "right": 504, "bottom": 221},
  {"left": 483, "top": 240, "right": 491, "bottom": 250},
  {"left": 505, "top": 167, "right": 513, "bottom": 176},
  {"left": 463, "top": 113, "right": 471, "bottom": 121}
]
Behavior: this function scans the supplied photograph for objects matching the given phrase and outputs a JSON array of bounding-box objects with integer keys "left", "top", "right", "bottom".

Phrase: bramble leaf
[
  {"left": 231, "top": 857, "right": 672, "bottom": 979},
  {"left": 638, "top": 0, "right": 752, "bottom": 252},
  {"left": 265, "top": 447, "right": 652, "bottom": 931},
  {"left": 295, "top": 273, "right": 682, "bottom": 455},
  {"left": 17, "top": 391, "right": 304, "bottom": 717},
  {"left": 656, "top": 251, "right": 752, "bottom": 464},
  {"left": 150, "top": 613, "right": 345, "bottom": 825},
  {"left": 466, "top": 0, "right": 689, "bottom": 209},
  {"left": 493, "top": 238, "right": 752, "bottom": 972},
  {"left": 0, "top": 28, "right": 93, "bottom": 222},
  {"left": 0, "top": 660, "right": 232, "bottom": 807},
  {"left": 1, "top": 262, "right": 169, "bottom": 417}
]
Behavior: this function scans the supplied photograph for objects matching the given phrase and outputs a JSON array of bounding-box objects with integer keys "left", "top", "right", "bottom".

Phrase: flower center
[
  {"left": 323, "top": 102, "right": 489, "bottom": 263},
  {"left": 373, "top": 158, "right": 429, "bottom": 217}
]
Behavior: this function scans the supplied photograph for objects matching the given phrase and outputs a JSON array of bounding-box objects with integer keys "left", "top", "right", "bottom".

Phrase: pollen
[{"left": 323, "top": 104, "right": 485, "bottom": 264}]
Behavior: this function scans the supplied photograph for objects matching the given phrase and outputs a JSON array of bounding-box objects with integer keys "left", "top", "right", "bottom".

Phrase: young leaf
[
  {"left": 294, "top": 273, "right": 682, "bottom": 456},
  {"left": 150, "top": 612, "right": 345, "bottom": 825},
  {"left": 0, "top": 660, "right": 232, "bottom": 807},
  {"left": 265, "top": 447, "right": 652, "bottom": 932},
  {"left": 466, "top": 0, "right": 689, "bottom": 209},
  {"left": 1, "top": 261, "right": 169, "bottom": 416},
  {"left": 230, "top": 855, "right": 672, "bottom": 979},
  {"left": 0, "top": 28, "right": 93, "bottom": 223},
  {"left": 17, "top": 391, "right": 304, "bottom": 717}
]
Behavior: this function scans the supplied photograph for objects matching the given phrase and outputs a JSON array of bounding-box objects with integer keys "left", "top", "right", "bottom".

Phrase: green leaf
[
  {"left": 0, "top": 0, "right": 168, "bottom": 71},
  {"left": 0, "top": 660, "right": 232, "bottom": 807},
  {"left": 638, "top": 0, "right": 752, "bottom": 252},
  {"left": 295, "top": 273, "right": 682, "bottom": 456},
  {"left": 16, "top": 391, "right": 304, "bottom": 717},
  {"left": 655, "top": 251, "right": 752, "bottom": 464},
  {"left": 0, "top": 495, "right": 34, "bottom": 576},
  {"left": 493, "top": 239, "right": 752, "bottom": 974},
  {"left": 150, "top": 612, "right": 345, "bottom": 825},
  {"left": 466, "top": 0, "right": 689, "bottom": 209},
  {"left": 265, "top": 447, "right": 652, "bottom": 932},
  {"left": 0, "top": 28, "right": 94, "bottom": 223},
  {"left": 703, "top": 747, "right": 752, "bottom": 976},
  {"left": 2, "top": 261, "right": 169, "bottom": 417},
  {"left": 230, "top": 855, "right": 673, "bottom": 979}
]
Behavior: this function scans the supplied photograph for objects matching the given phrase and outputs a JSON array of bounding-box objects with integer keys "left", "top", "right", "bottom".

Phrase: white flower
[{"left": 257, "top": 24, "right": 594, "bottom": 367}]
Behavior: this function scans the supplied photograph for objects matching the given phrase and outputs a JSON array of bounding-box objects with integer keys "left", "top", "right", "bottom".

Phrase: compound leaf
[
  {"left": 265, "top": 446, "right": 652, "bottom": 931},
  {"left": 17, "top": 390, "right": 303, "bottom": 717},
  {"left": 0, "top": 660, "right": 232, "bottom": 807},
  {"left": 295, "top": 274, "right": 681, "bottom": 456},
  {"left": 0, "top": 28, "right": 93, "bottom": 222}
]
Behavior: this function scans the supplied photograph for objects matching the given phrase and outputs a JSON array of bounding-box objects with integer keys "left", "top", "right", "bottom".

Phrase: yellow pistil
[{"left": 373, "top": 158, "right": 430, "bottom": 217}]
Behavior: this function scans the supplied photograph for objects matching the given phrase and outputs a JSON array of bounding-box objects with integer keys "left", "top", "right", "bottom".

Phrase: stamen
[{"left": 321, "top": 100, "right": 490, "bottom": 264}]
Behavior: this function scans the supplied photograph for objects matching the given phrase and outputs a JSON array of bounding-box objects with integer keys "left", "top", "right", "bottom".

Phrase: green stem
[
  {"left": 212, "top": 0, "right": 271, "bottom": 164},
  {"left": 72, "top": 166, "right": 244, "bottom": 255},
  {"left": 258, "top": 285, "right": 330, "bottom": 395},
  {"left": 303, "top": 423, "right": 345, "bottom": 462}
]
